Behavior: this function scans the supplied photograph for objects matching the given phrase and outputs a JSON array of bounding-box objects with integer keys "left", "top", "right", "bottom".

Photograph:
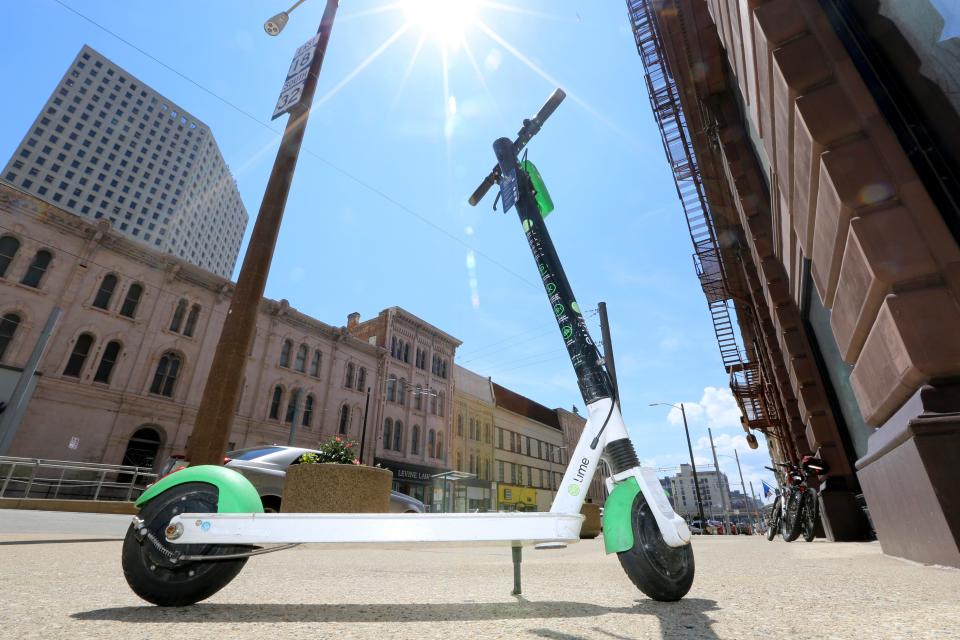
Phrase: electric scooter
[{"left": 120, "top": 89, "right": 694, "bottom": 607}]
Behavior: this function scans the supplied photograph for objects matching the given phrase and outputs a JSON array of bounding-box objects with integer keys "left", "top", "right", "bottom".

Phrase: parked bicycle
[{"left": 764, "top": 456, "right": 828, "bottom": 542}]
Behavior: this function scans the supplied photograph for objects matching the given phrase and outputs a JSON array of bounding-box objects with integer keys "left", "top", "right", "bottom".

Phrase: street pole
[
  {"left": 734, "top": 448, "right": 755, "bottom": 533},
  {"left": 187, "top": 0, "right": 341, "bottom": 465},
  {"left": 359, "top": 386, "right": 371, "bottom": 463},
  {"left": 750, "top": 480, "right": 761, "bottom": 534},
  {"left": 708, "top": 427, "right": 729, "bottom": 531},
  {"left": 680, "top": 404, "right": 707, "bottom": 526}
]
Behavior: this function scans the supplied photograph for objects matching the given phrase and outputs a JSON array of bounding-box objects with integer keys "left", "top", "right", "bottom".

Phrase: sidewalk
[{"left": 1, "top": 511, "right": 957, "bottom": 639}]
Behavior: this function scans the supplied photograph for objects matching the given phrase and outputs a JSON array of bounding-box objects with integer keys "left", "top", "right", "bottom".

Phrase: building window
[
  {"left": 63, "top": 333, "right": 95, "bottom": 378},
  {"left": 0, "top": 313, "right": 21, "bottom": 361},
  {"left": 386, "top": 375, "right": 396, "bottom": 402},
  {"left": 169, "top": 299, "right": 187, "bottom": 332},
  {"left": 150, "top": 351, "right": 181, "bottom": 397},
  {"left": 339, "top": 405, "right": 350, "bottom": 435},
  {"left": 285, "top": 389, "right": 302, "bottom": 424},
  {"left": 294, "top": 344, "right": 307, "bottom": 372},
  {"left": 456, "top": 452, "right": 462, "bottom": 470},
  {"left": 92, "top": 273, "right": 118, "bottom": 309},
  {"left": 356, "top": 366, "right": 366, "bottom": 391},
  {"left": 310, "top": 349, "right": 321, "bottom": 377},
  {"left": 0, "top": 236, "right": 20, "bottom": 278},
  {"left": 403, "top": 342, "right": 410, "bottom": 363},
  {"left": 436, "top": 431, "right": 443, "bottom": 461},
  {"left": 415, "top": 385, "right": 423, "bottom": 410},
  {"left": 183, "top": 304, "right": 200, "bottom": 337},
  {"left": 119, "top": 283, "right": 143, "bottom": 318},
  {"left": 484, "top": 424, "right": 490, "bottom": 444},
  {"left": 20, "top": 249, "right": 52, "bottom": 288},
  {"left": 430, "top": 391, "right": 437, "bottom": 415},
  {"left": 427, "top": 429, "right": 436, "bottom": 458},
  {"left": 398, "top": 378, "right": 406, "bottom": 405},
  {"left": 457, "top": 414, "right": 463, "bottom": 436},
  {"left": 393, "top": 420, "right": 403, "bottom": 452},
  {"left": 344, "top": 363, "right": 355, "bottom": 388},
  {"left": 269, "top": 385, "right": 283, "bottom": 420},
  {"left": 302, "top": 394, "right": 314, "bottom": 427},
  {"left": 279, "top": 339, "right": 292, "bottom": 368},
  {"left": 411, "top": 424, "right": 421, "bottom": 455},
  {"left": 383, "top": 418, "right": 393, "bottom": 450},
  {"left": 93, "top": 340, "right": 122, "bottom": 383}
]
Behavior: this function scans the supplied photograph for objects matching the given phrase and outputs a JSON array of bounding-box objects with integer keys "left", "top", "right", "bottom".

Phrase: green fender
[
  {"left": 135, "top": 465, "right": 264, "bottom": 513},
  {"left": 602, "top": 477, "right": 641, "bottom": 554}
]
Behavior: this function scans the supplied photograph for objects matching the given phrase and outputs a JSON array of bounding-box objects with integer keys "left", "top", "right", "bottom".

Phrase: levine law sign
[{"left": 272, "top": 34, "right": 321, "bottom": 120}]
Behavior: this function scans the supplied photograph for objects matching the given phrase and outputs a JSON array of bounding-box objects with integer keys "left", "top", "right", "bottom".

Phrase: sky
[{"left": 0, "top": 0, "right": 776, "bottom": 499}]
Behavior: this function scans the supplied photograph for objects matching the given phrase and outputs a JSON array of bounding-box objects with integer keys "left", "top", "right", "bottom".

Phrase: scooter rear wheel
[
  {"left": 617, "top": 491, "right": 694, "bottom": 602},
  {"left": 122, "top": 482, "right": 251, "bottom": 606}
]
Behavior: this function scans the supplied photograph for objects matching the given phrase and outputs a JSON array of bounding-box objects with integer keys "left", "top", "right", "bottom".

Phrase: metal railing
[{"left": 0, "top": 456, "right": 157, "bottom": 502}]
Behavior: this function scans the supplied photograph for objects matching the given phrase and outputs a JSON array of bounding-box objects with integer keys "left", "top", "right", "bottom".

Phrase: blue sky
[{"left": 0, "top": 0, "right": 775, "bottom": 498}]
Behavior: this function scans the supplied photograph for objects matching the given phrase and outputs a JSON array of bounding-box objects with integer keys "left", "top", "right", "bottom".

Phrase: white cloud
[{"left": 664, "top": 386, "right": 741, "bottom": 431}]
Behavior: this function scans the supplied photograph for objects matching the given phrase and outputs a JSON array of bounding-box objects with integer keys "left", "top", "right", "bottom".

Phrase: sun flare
[{"left": 402, "top": 0, "right": 479, "bottom": 44}]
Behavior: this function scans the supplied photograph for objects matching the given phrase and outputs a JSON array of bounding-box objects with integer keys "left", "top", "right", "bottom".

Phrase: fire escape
[{"left": 626, "top": 0, "right": 777, "bottom": 433}]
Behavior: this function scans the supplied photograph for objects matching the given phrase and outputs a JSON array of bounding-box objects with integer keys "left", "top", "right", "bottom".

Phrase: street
[{"left": 0, "top": 510, "right": 957, "bottom": 639}]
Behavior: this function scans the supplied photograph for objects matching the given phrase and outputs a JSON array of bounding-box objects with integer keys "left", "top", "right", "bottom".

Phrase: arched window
[
  {"left": 390, "top": 336, "right": 397, "bottom": 358},
  {"left": 92, "top": 274, "right": 118, "bottom": 309},
  {"left": 119, "top": 283, "right": 143, "bottom": 318},
  {"left": 310, "top": 349, "right": 322, "bottom": 377},
  {"left": 383, "top": 418, "right": 393, "bottom": 450},
  {"left": 21, "top": 249, "right": 52, "bottom": 288},
  {"left": 63, "top": 333, "right": 95, "bottom": 377},
  {"left": 356, "top": 366, "right": 366, "bottom": 391},
  {"left": 295, "top": 344, "right": 307, "bottom": 372},
  {"left": 393, "top": 420, "right": 403, "bottom": 452},
  {"left": 279, "top": 339, "right": 292, "bottom": 367},
  {"left": 469, "top": 418, "right": 475, "bottom": 440},
  {"left": 150, "top": 352, "right": 182, "bottom": 397},
  {"left": 386, "top": 375, "right": 396, "bottom": 402},
  {"left": 430, "top": 390, "right": 437, "bottom": 415},
  {"left": 398, "top": 379, "right": 406, "bottom": 406},
  {"left": 427, "top": 429, "right": 436, "bottom": 458},
  {"left": 0, "top": 236, "right": 20, "bottom": 278},
  {"left": 121, "top": 427, "right": 162, "bottom": 470},
  {"left": 344, "top": 363, "right": 355, "bottom": 388},
  {"left": 339, "top": 405, "right": 350, "bottom": 434},
  {"left": 403, "top": 342, "right": 410, "bottom": 363},
  {"left": 183, "top": 304, "right": 200, "bottom": 337},
  {"left": 438, "top": 391, "right": 445, "bottom": 417},
  {"left": 93, "top": 340, "right": 122, "bottom": 383},
  {"left": 302, "top": 394, "right": 315, "bottom": 427},
  {"left": 415, "top": 385, "right": 423, "bottom": 410},
  {"left": 457, "top": 414, "right": 463, "bottom": 436},
  {"left": 170, "top": 299, "right": 187, "bottom": 332},
  {"left": 0, "top": 313, "right": 22, "bottom": 361},
  {"left": 411, "top": 424, "right": 421, "bottom": 455},
  {"left": 285, "top": 389, "right": 302, "bottom": 424},
  {"left": 269, "top": 386, "right": 283, "bottom": 420},
  {"left": 436, "top": 431, "right": 443, "bottom": 460}
]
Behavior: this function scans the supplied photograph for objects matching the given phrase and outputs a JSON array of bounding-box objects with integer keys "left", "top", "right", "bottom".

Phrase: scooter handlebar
[{"left": 468, "top": 88, "right": 567, "bottom": 206}]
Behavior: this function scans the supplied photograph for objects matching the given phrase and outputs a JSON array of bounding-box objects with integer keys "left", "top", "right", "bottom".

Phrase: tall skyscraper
[{"left": 2, "top": 45, "right": 247, "bottom": 278}]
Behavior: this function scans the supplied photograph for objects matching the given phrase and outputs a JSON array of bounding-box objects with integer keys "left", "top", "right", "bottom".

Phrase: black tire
[
  {"left": 617, "top": 492, "right": 694, "bottom": 602},
  {"left": 766, "top": 497, "right": 781, "bottom": 541},
  {"left": 801, "top": 490, "right": 818, "bottom": 542},
  {"left": 781, "top": 490, "right": 802, "bottom": 542},
  {"left": 122, "top": 482, "right": 252, "bottom": 606}
]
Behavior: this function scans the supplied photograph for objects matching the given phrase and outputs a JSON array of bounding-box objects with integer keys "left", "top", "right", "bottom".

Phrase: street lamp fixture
[
  {"left": 264, "top": 0, "right": 308, "bottom": 35},
  {"left": 649, "top": 402, "right": 707, "bottom": 527}
]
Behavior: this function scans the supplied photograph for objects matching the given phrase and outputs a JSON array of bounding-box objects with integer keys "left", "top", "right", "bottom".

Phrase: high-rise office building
[{"left": 2, "top": 45, "right": 247, "bottom": 278}]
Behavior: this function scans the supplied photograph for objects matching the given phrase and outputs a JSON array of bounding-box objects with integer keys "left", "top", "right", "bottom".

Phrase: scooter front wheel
[
  {"left": 617, "top": 491, "right": 694, "bottom": 602},
  {"left": 122, "top": 482, "right": 251, "bottom": 606}
]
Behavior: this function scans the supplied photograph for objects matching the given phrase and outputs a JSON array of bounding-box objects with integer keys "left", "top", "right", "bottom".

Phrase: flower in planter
[{"left": 297, "top": 436, "right": 362, "bottom": 466}]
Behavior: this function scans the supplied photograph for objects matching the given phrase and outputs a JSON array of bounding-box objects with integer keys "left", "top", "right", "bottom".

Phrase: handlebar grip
[
  {"left": 468, "top": 172, "right": 498, "bottom": 207},
  {"left": 533, "top": 88, "right": 566, "bottom": 126}
]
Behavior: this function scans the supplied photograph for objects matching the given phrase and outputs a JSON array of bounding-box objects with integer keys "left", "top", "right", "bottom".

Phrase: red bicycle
[{"left": 765, "top": 456, "right": 827, "bottom": 542}]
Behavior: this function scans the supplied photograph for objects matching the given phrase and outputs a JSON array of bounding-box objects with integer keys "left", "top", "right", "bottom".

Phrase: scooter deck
[{"left": 166, "top": 511, "right": 585, "bottom": 546}]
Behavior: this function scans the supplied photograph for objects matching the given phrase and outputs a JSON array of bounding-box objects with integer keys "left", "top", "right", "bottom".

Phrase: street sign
[
  {"left": 68, "top": 436, "right": 79, "bottom": 450},
  {"left": 272, "top": 34, "right": 321, "bottom": 120}
]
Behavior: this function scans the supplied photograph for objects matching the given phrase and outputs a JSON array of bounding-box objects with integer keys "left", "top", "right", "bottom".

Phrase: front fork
[{"left": 492, "top": 138, "right": 690, "bottom": 548}]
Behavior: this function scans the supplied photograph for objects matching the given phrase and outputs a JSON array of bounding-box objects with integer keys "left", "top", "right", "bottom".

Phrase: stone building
[
  {"left": 665, "top": 464, "right": 733, "bottom": 521},
  {"left": 346, "top": 307, "right": 460, "bottom": 508},
  {"left": 626, "top": 0, "right": 960, "bottom": 564},
  {"left": 450, "top": 365, "right": 497, "bottom": 511},
  {"left": 0, "top": 184, "right": 381, "bottom": 482},
  {"left": 1, "top": 45, "right": 247, "bottom": 278}
]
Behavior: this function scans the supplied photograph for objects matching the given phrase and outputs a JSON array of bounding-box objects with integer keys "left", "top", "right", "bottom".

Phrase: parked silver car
[{"left": 224, "top": 445, "right": 425, "bottom": 514}]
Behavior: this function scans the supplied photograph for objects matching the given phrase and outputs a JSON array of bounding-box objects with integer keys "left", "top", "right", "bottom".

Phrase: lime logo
[
  {"left": 567, "top": 484, "right": 580, "bottom": 497},
  {"left": 523, "top": 219, "right": 533, "bottom": 232},
  {"left": 546, "top": 282, "right": 556, "bottom": 295},
  {"left": 561, "top": 325, "right": 573, "bottom": 339},
  {"left": 553, "top": 303, "right": 564, "bottom": 316},
  {"left": 571, "top": 301, "right": 581, "bottom": 314},
  {"left": 539, "top": 264, "right": 547, "bottom": 274}
]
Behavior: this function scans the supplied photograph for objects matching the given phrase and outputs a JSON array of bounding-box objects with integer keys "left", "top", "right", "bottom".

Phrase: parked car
[
  {"left": 690, "top": 520, "right": 717, "bottom": 535},
  {"left": 688, "top": 522, "right": 703, "bottom": 535},
  {"left": 736, "top": 522, "right": 752, "bottom": 535},
  {"left": 224, "top": 445, "right": 425, "bottom": 514}
]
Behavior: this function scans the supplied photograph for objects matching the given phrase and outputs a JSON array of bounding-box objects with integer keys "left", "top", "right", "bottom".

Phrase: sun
[{"left": 402, "top": 0, "right": 479, "bottom": 44}]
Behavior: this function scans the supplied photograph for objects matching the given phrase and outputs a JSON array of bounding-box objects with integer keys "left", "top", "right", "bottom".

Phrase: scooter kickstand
[{"left": 511, "top": 545, "right": 522, "bottom": 595}]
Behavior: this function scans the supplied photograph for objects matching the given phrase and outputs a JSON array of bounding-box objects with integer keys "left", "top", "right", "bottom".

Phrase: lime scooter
[{"left": 120, "top": 89, "right": 694, "bottom": 607}]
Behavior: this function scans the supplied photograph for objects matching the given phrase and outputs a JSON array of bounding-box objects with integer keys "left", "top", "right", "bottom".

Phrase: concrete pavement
[{"left": 0, "top": 510, "right": 958, "bottom": 639}]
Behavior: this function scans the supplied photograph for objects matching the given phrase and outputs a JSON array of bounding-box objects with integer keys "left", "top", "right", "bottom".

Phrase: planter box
[{"left": 281, "top": 464, "right": 392, "bottom": 513}]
